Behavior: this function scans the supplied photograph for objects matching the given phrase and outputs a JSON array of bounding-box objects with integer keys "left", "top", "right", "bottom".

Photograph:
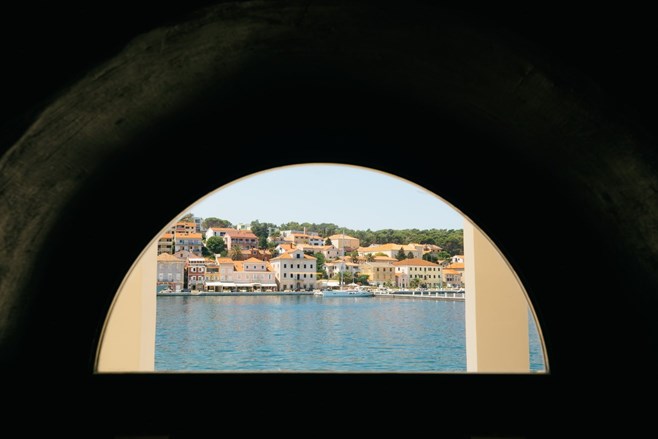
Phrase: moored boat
[{"left": 316, "top": 286, "right": 374, "bottom": 297}]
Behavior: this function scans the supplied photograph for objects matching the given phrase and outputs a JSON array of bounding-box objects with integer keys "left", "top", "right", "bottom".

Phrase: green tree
[
  {"left": 407, "top": 251, "right": 415, "bottom": 259},
  {"left": 179, "top": 213, "right": 195, "bottom": 223},
  {"left": 410, "top": 278, "right": 421, "bottom": 289},
  {"left": 396, "top": 247, "right": 407, "bottom": 260},
  {"left": 206, "top": 236, "right": 226, "bottom": 254},
  {"left": 350, "top": 250, "right": 359, "bottom": 263},
  {"left": 313, "top": 252, "right": 326, "bottom": 278},
  {"left": 250, "top": 220, "right": 277, "bottom": 248},
  {"left": 365, "top": 253, "right": 375, "bottom": 262},
  {"left": 230, "top": 245, "right": 244, "bottom": 260},
  {"left": 202, "top": 217, "right": 232, "bottom": 229}
]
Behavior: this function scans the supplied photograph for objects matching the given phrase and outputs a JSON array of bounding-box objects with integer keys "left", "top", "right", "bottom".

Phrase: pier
[{"left": 374, "top": 290, "right": 465, "bottom": 301}]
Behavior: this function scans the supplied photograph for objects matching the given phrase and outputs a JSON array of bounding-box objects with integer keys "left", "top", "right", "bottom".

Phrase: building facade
[
  {"left": 327, "top": 234, "right": 360, "bottom": 252},
  {"left": 359, "top": 261, "right": 396, "bottom": 286},
  {"left": 186, "top": 256, "right": 207, "bottom": 291},
  {"left": 156, "top": 253, "right": 185, "bottom": 291},
  {"left": 224, "top": 230, "right": 258, "bottom": 251},
  {"left": 157, "top": 233, "right": 174, "bottom": 255},
  {"left": 174, "top": 232, "right": 204, "bottom": 254},
  {"left": 269, "top": 248, "right": 317, "bottom": 291},
  {"left": 392, "top": 258, "right": 443, "bottom": 289}
]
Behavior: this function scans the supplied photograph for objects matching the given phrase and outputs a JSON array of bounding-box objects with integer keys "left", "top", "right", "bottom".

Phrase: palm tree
[{"left": 230, "top": 245, "right": 244, "bottom": 260}]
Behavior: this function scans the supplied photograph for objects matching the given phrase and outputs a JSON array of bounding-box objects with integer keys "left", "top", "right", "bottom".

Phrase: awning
[{"left": 205, "top": 282, "right": 236, "bottom": 287}]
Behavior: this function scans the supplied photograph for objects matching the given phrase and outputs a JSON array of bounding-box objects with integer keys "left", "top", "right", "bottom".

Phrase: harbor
[{"left": 157, "top": 288, "right": 464, "bottom": 300}]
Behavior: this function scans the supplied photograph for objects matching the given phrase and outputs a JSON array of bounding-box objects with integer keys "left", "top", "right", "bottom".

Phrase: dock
[{"left": 374, "top": 290, "right": 465, "bottom": 301}]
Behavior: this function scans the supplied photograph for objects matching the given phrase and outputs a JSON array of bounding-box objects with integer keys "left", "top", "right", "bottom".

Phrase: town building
[
  {"left": 204, "top": 227, "right": 236, "bottom": 240},
  {"left": 357, "top": 243, "right": 423, "bottom": 259},
  {"left": 173, "top": 221, "right": 196, "bottom": 235},
  {"left": 324, "top": 257, "right": 360, "bottom": 281},
  {"left": 224, "top": 229, "right": 258, "bottom": 251},
  {"left": 157, "top": 232, "right": 174, "bottom": 255},
  {"left": 269, "top": 248, "right": 317, "bottom": 291},
  {"left": 156, "top": 253, "right": 185, "bottom": 292},
  {"left": 392, "top": 258, "right": 443, "bottom": 289},
  {"left": 359, "top": 260, "right": 396, "bottom": 286},
  {"left": 443, "top": 261, "right": 464, "bottom": 288},
  {"left": 327, "top": 234, "right": 360, "bottom": 252},
  {"left": 186, "top": 256, "right": 207, "bottom": 291},
  {"left": 173, "top": 232, "right": 203, "bottom": 254}
]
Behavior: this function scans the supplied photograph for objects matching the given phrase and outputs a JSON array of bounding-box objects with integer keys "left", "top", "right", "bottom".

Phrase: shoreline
[{"left": 157, "top": 290, "right": 465, "bottom": 300}]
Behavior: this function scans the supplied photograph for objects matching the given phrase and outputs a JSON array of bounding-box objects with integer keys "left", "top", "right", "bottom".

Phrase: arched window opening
[{"left": 95, "top": 163, "right": 548, "bottom": 374}]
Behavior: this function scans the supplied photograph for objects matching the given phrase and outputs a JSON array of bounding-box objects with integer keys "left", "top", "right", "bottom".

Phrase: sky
[{"left": 185, "top": 164, "right": 464, "bottom": 231}]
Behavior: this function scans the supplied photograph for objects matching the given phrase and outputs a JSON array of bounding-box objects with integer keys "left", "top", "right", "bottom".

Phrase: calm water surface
[{"left": 155, "top": 295, "right": 546, "bottom": 372}]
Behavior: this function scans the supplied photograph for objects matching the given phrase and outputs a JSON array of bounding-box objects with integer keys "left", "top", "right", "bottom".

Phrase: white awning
[{"left": 206, "top": 282, "right": 236, "bottom": 287}]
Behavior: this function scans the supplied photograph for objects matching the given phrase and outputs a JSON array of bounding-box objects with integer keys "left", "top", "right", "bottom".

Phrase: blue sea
[{"left": 155, "top": 295, "right": 546, "bottom": 372}]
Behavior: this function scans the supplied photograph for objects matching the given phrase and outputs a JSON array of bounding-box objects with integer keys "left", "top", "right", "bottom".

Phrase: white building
[
  {"left": 269, "top": 248, "right": 317, "bottom": 291},
  {"left": 392, "top": 258, "right": 443, "bottom": 289},
  {"left": 205, "top": 227, "right": 236, "bottom": 240}
]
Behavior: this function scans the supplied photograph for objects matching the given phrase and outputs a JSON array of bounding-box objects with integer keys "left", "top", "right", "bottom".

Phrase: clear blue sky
[{"left": 185, "top": 164, "right": 464, "bottom": 231}]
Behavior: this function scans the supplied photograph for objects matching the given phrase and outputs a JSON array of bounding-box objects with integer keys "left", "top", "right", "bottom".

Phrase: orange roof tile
[
  {"left": 392, "top": 258, "right": 440, "bottom": 267},
  {"left": 157, "top": 253, "right": 182, "bottom": 262}
]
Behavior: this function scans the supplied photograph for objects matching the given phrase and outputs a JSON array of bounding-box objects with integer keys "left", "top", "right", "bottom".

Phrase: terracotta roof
[
  {"left": 176, "top": 232, "right": 203, "bottom": 239},
  {"left": 374, "top": 256, "right": 397, "bottom": 261},
  {"left": 271, "top": 251, "right": 317, "bottom": 261},
  {"left": 159, "top": 233, "right": 173, "bottom": 239},
  {"left": 215, "top": 257, "right": 234, "bottom": 264},
  {"left": 234, "top": 259, "right": 270, "bottom": 272},
  {"left": 359, "top": 243, "right": 418, "bottom": 253},
  {"left": 226, "top": 230, "right": 258, "bottom": 238},
  {"left": 392, "top": 258, "right": 440, "bottom": 267},
  {"left": 447, "top": 262, "right": 465, "bottom": 269},
  {"left": 157, "top": 253, "right": 182, "bottom": 262},
  {"left": 328, "top": 234, "right": 357, "bottom": 240}
]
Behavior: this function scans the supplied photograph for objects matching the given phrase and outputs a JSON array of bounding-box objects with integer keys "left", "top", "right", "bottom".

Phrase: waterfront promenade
[
  {"left": 157, "top": 289, "right": 465, "bottom": 300},
  {"left": 376, "top": 290, "right": 465, "bottom": 301}
]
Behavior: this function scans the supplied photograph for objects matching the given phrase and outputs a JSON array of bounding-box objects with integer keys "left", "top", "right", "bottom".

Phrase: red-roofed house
[
  {"left": 224, "top": 229, "right": 258, "bottom": 251},
  {"left": 174, "top": 232, "right": 203, "bottom": 254}
]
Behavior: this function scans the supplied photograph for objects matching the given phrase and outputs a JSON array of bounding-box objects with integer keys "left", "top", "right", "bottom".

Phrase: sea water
[{"left": 155, "top": 295, "right": 546, "bottom": 372}]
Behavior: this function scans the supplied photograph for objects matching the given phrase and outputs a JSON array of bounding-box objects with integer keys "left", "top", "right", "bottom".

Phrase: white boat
[{"left": 316, "top": 288, "right": 374, "bottom": 297}]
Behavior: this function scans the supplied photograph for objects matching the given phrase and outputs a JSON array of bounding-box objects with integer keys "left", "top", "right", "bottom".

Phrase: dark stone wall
[{"left": 1, "top": 1, "right": 657, "bottom": 437}]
